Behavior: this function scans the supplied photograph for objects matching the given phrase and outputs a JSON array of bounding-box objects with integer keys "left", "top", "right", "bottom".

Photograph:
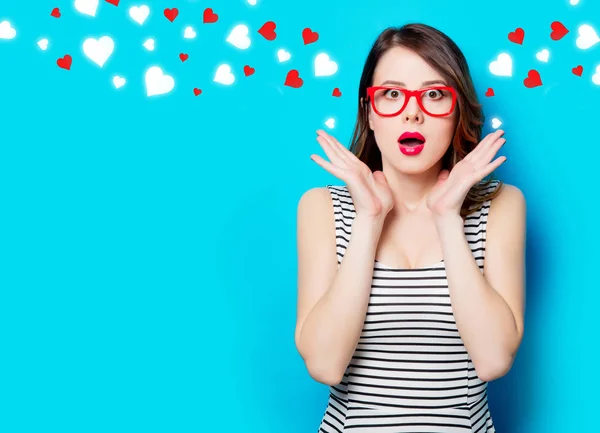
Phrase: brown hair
[{"left": 349, "top": 23, "right": 503, "bottom": 217}]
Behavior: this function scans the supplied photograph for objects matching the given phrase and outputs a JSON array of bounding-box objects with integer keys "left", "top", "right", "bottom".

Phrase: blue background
[{"left": 1, "top": 0, "right": 599, "bottom": 431}]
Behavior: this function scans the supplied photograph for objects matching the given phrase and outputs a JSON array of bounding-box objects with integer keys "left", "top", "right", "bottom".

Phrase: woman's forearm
[{"left": 298, "top": 216, "right": 384, "bottom": 385}]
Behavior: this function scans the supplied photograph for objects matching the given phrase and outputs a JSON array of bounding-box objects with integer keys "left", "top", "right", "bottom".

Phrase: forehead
[{"left": 372, "top": 46, "right": 444, "bottom": 87}]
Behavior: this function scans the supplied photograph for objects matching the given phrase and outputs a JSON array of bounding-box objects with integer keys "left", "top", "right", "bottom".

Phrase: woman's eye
[{"left": 427, "top": 90, "right": 442, "bottom": 98}]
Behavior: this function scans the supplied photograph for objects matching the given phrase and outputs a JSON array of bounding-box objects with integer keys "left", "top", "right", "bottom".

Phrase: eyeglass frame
[{"left": 365, "top": 85, "right": 458, "bottom": 118}]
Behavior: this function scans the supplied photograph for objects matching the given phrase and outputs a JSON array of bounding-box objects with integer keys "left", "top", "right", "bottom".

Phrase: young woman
[{"left": 295, "top": 23, "right": 526, "bottom": 432}]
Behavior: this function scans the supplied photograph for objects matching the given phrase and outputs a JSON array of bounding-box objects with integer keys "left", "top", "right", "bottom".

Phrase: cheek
[{"left": 370, "top": 116, "right": 398, "bottom": 147}]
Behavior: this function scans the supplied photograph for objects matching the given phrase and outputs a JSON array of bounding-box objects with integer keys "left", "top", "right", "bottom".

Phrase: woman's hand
[
  {"left": 311, "top": 130, "right": 394, "bottom": 220},
  {"left": 426, "top": 129, "right": 507, "bottom": 218}
]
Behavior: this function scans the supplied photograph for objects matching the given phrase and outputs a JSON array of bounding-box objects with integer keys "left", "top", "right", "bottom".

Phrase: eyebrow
[{"left": 380, "top": 79, "right": 448, "bottom": 87}]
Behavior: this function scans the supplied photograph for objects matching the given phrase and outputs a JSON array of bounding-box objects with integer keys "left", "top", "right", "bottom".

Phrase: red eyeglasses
[{"left": 365, "top": 86, "right": 457, "bottom": 117}]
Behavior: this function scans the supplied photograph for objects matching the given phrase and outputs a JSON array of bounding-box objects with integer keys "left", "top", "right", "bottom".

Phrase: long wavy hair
[{"left": 350, "top": 23, "right": 503, "bottom": 217}]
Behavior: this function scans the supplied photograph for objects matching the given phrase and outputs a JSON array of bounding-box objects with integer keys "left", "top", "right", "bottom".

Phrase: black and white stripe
[{"left": 317, "top": 180, "right": 500, "bottom": 432}]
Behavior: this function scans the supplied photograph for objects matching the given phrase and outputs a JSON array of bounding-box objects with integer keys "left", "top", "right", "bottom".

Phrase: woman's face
[{"left": 366, "top": 46, "right": 458, "bottom": 174}]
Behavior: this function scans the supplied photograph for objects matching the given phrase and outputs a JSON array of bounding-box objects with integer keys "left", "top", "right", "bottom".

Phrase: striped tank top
[{"left": 318, "top": 180, "right": 501, "bottom": 433}]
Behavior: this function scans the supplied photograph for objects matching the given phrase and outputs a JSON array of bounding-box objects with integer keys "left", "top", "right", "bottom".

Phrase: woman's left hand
[{"left": 426, "top": 129, "right": 507, "bottom": 218}]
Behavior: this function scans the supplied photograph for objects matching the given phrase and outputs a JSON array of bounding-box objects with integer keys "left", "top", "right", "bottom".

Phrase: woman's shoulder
[{"left": 298, "top": 185, "right": 337, "bottom": 213}]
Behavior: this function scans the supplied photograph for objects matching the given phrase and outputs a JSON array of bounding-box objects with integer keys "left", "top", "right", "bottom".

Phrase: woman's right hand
[{"left": 311, "top": 129, "right": 394, "bottom": 220}]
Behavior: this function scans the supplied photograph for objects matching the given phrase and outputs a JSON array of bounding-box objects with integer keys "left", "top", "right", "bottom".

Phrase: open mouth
[
  {"left": 398, "top": 138, "right": 426, "bottom": 147},
  {"left": 398, "top": 131, "right": 426, "bottom": 147}
]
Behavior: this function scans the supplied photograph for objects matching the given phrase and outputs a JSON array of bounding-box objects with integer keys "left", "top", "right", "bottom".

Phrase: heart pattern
[
  {"left": 277, "top": 49, "right": 291, "bottom": 63},
  {"left": 592, "top": 65, "right": 600, "bottom": 85},
  {"left": 214, "top": 64, "right": 235, "bottom": 85},
  {"left": 258, "top": 21, "right": 277, "bottom": 41},
  {"left": 227, "top": 25, "right": 251, "bottom": 50},
  {"left": 0, "top": 20, "right": 17, "bottom": 39},
  {"left": 489, "top": 53, "right": 512, "bottom": 77},
  {"left": 535, "top": 49, "right": 550, "bottom": 63},
  {"left": 508, "top": 28, "right": 525, "bottom": 45},
  {"left": 57, "top": 54, "right": 72, "bottom": 70},
  {"left": 550, "top": 21, "right": 569, "bottom": 41},
  {"left": 143, "top": 38, "right": 155, "bottom": 51},
  {"left": 203, "top": 8, "right": 218, "bottom": 23},
  {"left": 113, "top": 75, "right": 126, "bottom": 88},
  {"left": 314, "top": 53, "right": 338, "bottom": 77},
  {"left": 3, "top": 5, "right": 594, "bottom": 101},
  {"left": 74, "top": 0, "right": 99, "bottom": 17},
  {"left": 129, "top": 5, "right": 150, "bottom": 25},
  {"left": 37, "top": 38, "right": 49, "bottom": 51},
  {"left": 145, "top": 66, "right": 174, "bottom": 96},
  {"left": 575, "top": 24, "right": 600, "bottom": 50},
  {"left": 523, "top": 69, "right": 542, "bottom": 88},
  {"left": 302, "top": 28, "right": 319, "bottom": 45},
  {"left": 83, "top": 36, "right": 114, "bottom": 67},
  {"left": 163, "top": 8, "right": 178, "bottom": 22},
  {"left": 285, "top": 70, "right": 303, "bottom": 88}
]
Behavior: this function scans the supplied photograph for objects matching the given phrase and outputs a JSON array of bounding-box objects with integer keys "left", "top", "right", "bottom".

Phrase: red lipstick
[{"left": 398, "top": 131, "right": 426, "bottom": 156}]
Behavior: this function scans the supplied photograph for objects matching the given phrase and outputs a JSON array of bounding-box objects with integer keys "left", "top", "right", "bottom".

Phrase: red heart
[
  {"left": 164, "top": 8, "right": 178, "bottom": 22},
  {"left": 332, "top": 88, "right": 342, "bottom": 97},
  {"left": 550, "top": 21, "right": 569, "bottom": 41},
  {"left": 105, "top": 0, "right": 120, "bottom": 6},
  {"left": 572, "top": 65, "right": 583, "bottom": 76},
  {"left": 179, "top": 53, "right": 189, "bottom": 62},
  {"left": 203, "top": 8, "right": 218, "bottom": 23},
  {"left": 50, "top": 7, "right": 61, "bottom": 18},
  {"left": 485, "top": 87, "right": 495, "bottom": 97},
  {"left": 57, "top": 54, "right": 72, "bottom": 70},
  {"left": 302, "top": 28, "right": 319, "bottom": 45},
  {"left": 193, "top": 88, "right": 202, "bottom": 96},
  {"left": 258, "top": 21, "right": 277, "bottom": 41},
  {"left": 508, "top": 27, "right": 525, "bottom": 45},
  {"left": 523, "top": 69, "right": 542, "bottom": 88},
  {"left": 284, "top": 70, "right": 303, "bottom": 88},
  {"left": 244, "top": 65, "right": 255, "bottom": 77}
]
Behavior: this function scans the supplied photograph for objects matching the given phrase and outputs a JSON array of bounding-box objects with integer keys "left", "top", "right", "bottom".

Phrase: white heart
[
  {"left": 37, "top": 38, "right": 49, "bottom": 51},
  {"left": 592, "top": 65, "right": 600, "bottom": 86},
  {"left": 112, "top": 75, "right": 126, "bottom": 89},
  {"left": 145, "top": 66, "right": 175, "bottom": 97},
  {"left": 277, "top": 49, "right": 291, "bottom": 62},
  {"left": 74, "top": 0, "right": 99, "bottom": 17},
  {"left": 143, "top": 38, "right": 155, "bottom": 51},
  {"left": 129, "top": 5, "right": 150, "bottom": 25},
  {"left": 535, "top": 49, "right": 549, "bottom": 63},
  {"left": 184, "top": 26, "right": 196, "bottom": 39},
  {"left": 570, "top": 0, "right": 580, "bottom": 5},
  {"left": 226, "top": 24, "right": 251, "bottom": 50},
  {"left": 491, "top": 118, "right": 502, "bottom": 129},
  {"left": 576, "top": 24, "right": 600, "bottom": 50},
  {"left": 214, "top": 64, "right": 235, "bottom": 85},
  {"left": 314, "top": 53, "right": 338, "bottom": 77},
  {"left": 247, "top": 0, "right": 257, "bottom": 5},
  {"left": 0, "top": 20, "right": 17, "bottom": 40},
  {"left": 489, "top": 53, "right": 513, "bottom": 77},
  {"left": 325, "top": 118, "right": 335, "bottom": 129},
  {"left": 83, "top": 36, "right": 114, "bottom": 67}
]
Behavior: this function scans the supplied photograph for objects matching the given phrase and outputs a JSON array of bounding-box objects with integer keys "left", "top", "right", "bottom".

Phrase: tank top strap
[
  {"left": 326, "top": 185, "right": 355, "bottom": 267},
  {"left": 464, "top": 179, "right": 502, "bottom": 270}
]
